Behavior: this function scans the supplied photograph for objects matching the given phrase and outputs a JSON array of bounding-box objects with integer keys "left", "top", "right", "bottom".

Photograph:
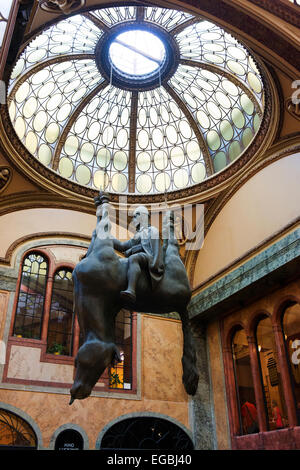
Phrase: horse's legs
[
  {"left": 179, "top": 309, "right": 199, "bottom": 396},
  {"left": 120, "top": 253, "right": 147, "bottom": 302}
]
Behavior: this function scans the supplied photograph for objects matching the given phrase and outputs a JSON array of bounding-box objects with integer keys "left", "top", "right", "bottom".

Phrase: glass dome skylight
[
  {"left": 109, "top": 30, "right": 166, "bottom": 77},
  {"left": 7, "top": 5, "right": 264, "bottom": 195}
]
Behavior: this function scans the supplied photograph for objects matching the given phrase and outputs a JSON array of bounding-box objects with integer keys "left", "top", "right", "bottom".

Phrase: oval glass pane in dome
[
  {"left": 7, "top": 5, "right": 264, "bottom": 195},
  {"left": 109, "top": 30, "right": 166, "bottom": 77}
]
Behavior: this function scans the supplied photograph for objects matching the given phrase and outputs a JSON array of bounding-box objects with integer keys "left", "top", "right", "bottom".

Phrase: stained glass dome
[{"left": 7, "top": 5, "right": 264, "bottom": 195}]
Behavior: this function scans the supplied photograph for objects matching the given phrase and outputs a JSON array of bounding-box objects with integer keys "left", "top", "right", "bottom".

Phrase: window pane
[
  {"left": 47, "top": 269, "right": 74, "bottom": 356},
  {"left": 232, "top": 328, "right": 258, "bottom": 435},
  {"left": 256, "top": 316, "right": 289, "bottom": 429},
  {"left": 282, "top": 303, "right": 300, "bottom": 425},
  {"left": 13, "top": 253, "right": 48, "bottom": 339},
  {"left": 109, "top": 309, "right": 132, "bottom": 390},
  {"left": 0, "top": 409, "right": 37, "bottom": 448}
]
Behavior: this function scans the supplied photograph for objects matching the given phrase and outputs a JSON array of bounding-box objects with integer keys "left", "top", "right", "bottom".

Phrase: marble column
[{"left": 190, "top": 321, "right": 215, "bottom": 449}]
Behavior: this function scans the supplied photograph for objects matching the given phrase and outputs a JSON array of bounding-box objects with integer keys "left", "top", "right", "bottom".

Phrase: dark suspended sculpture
[{"left": 69, "top": 192, "right": 198, "bottom": 403}]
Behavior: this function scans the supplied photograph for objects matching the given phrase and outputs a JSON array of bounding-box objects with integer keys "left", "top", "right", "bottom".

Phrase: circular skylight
[
  {"left": 7, "top": 6, "right": 264, "bottom": 195},
  {"left": 109, "top": 30, "right": 166, "bottom": 77}
]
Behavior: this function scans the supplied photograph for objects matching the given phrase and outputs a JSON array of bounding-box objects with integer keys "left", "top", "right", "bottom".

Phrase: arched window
[
  {"left": 0, "top": 409, "right": 37, "bottom": 448},
  {"left": 47, "top": 268, "right": 74, "bottom": 356},
  {"left": 256, "top": 316, "right": 288, "bottom": 430},
  {"left": 232, "top": 328, "right": 258, "bottom": 435},
  {"left": 109, "top": 309, "right": 132, "bottom": 390},
  {"left": 100, "top": 416, "right": 193, "bottom": 450},
  {"left": 282, "top": 302, "right": 300, "bottom": 425},
  {"left": 13, "top": 252, "right": 48, "bottom": 339},
  {"left": 54, "top": 429, "right": 84, "bottom": 450}
]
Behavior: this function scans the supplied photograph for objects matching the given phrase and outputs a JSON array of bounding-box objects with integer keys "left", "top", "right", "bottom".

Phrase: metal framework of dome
[{"left": 7, "top": 5, "right": 264, "bottom": 195}]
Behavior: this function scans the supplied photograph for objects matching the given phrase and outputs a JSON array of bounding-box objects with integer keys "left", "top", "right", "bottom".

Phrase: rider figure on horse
[{"left": 113, "top": 206, "right": 165, "bottom": 304}]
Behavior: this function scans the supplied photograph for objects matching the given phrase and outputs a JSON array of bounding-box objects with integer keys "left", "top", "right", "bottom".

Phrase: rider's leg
[{"left": 120, "top": 253, "right": 147, "bottom": 303}]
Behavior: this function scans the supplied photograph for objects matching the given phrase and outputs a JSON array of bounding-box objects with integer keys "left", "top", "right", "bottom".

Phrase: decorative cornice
[
  {"left": 0, "top": 191, "right": 96, "bottom": 217},
  {"left": 188, "top": 226, "right": 300, "bottom": 321},
  {"left": 246, "top": 0, "right": 300, "bottom": 29},
  {"left": 38, "top": 0, "right": 86, "bottom": 15},
  {"left": 0, "top": 231, "right": 90, "bottom": 266},
  {"left": 286, "top": 98, "right": 300, "bottom": 122}
]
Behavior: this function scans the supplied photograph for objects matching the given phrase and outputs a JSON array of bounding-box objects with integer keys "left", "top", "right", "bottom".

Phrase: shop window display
[
  {"left": 256, "top": 316, "right": 289, "bottom": 430},
  {"left": 232, "top": 328, "right": 258, "bottom": 435},
  {"left": 282, "top": 303, "right": 300, "bottom": 424}
]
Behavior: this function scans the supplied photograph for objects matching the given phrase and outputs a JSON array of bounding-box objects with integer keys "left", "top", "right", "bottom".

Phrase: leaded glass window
[
  {"left": 8, "top": 6, "right": 264, "bottom": 194},
  {"left": 13, "top": 252, "right": 48, "bottom": 339},
  {"left": 47, "top": 268, "right": 74, "bottom": 356}
]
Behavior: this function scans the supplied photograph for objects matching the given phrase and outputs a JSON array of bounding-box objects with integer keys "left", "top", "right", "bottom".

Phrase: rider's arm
[{"left": 112, "top": 238, "right": 132, "bottom": 253}]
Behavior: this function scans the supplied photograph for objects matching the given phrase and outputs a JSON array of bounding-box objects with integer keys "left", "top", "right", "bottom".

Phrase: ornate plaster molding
[
  {"left": 286, "top": 98, "right": 300, "bottom": 121},
  {"left": 246, "top": 0, "right": 300, "bottom": 29},
  {"left": 0, "top": 231, "right": 90, "bottom": 266},
  {"left": 38, "top": 0, "right": 86, "bottom": 15},
  {"left": 0, "top": 166, "right": 12, "bottom": 193}
]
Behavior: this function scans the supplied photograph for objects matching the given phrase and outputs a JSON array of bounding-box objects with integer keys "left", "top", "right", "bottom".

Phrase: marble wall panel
[
  {"left": 7, "top": 345, "right": 74, "bottom": 383},
  {"left": 142, "top": 315, "right": 187, "bottom": 403}
]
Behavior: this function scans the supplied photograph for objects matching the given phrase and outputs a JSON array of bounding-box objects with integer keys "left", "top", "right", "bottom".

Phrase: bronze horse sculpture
[{"left": 69, "top": 193, "right": 199, "bottom": 403}]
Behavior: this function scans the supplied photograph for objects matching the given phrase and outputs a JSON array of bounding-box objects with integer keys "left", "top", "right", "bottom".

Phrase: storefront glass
[
  {"left": 232, "top": 328, "right": 258, "bottom": 435},
  {"left": 282, "top": 303, "right": 300, "bottom": 425},
  {"left": 256, "top": 316, "right": 289, "bottom": 429}
]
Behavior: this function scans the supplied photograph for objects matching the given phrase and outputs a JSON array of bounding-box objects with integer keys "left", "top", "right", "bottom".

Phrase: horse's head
[{"left": 69, "top": 339, "right": 120, "bottom": 404}]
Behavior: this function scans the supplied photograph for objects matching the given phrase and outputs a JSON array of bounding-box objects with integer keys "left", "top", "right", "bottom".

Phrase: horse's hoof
[{"left": 120, "top": 290, "right": 136, "bottom": 305}]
